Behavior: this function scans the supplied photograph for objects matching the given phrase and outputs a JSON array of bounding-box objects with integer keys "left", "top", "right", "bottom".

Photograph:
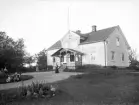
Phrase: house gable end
[
  {"left": 61, "top": 31, "right": 80, "bottom": 49},
  {"left": 106, "top": 26, "right": 130, "bottom": 67}
]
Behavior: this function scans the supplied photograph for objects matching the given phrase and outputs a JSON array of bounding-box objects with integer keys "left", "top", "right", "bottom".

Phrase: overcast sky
[{"left": 0, "top": 0, "right": 139, "bottom": 55}]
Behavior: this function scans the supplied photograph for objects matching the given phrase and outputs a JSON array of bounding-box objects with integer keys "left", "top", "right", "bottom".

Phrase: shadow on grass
[{"left": 0, "top": 75, "right": 33, "bottom": 84}]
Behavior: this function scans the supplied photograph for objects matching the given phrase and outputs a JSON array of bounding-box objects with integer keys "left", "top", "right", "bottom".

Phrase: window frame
[
  {"left": 60, "top": 56, "right": 64, "bottom": 62},
  {"left": 122, "top": 53, "right": 124, "bottom": 61},
  {"left": 111, "top": 51, "right": 115, "bottom": 60},
  {"left": 116, "top": 37, "right": 120, "bottom": 46},
  {"left": 53, "top": 57, "right": 55, "bottom": 62},
  {"left": 70, "top": 54, "right": 75, "bottom": 62}
]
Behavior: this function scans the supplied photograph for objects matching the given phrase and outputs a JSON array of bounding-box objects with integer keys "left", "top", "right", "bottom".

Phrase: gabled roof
[
  {"left": 47, "top": 40, "right": 62, "bottom": 51},
  {"left": 47, "top": 25, "right": 130, "bottom": 50},
  {"left": 78, "top": 26, "right": 117, "bottom": 45}
]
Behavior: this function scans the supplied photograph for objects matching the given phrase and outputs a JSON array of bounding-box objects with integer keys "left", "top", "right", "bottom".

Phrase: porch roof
[{"left": 51, "top": 48, "right": 84, "bottom": 57}]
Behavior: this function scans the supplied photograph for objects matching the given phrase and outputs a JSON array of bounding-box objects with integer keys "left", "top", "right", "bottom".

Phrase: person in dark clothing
[{"left": 55, "top": 64, "right": 59, "bottom": 73}]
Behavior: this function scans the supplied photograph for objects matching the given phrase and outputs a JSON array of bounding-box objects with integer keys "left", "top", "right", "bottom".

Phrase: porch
[{"left": 51, "top": 48, "right": 84, "bottom": 70}]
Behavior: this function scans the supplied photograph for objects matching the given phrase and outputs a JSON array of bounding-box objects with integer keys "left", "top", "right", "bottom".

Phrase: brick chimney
[
  {"left": 92, "top": 25, "right": 97, "bottom": 32},
  {"left": 76, "top": 30, "right": 81, "bottom": 34}
]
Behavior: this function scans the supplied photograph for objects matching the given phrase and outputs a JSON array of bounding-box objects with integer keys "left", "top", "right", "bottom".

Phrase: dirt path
[{"left": 0, "top": 71, "right": 82, "bottom": 90}]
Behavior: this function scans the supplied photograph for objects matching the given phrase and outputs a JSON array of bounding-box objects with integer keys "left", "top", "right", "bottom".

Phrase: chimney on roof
[
  {"left": 76, "top": 30, "right": 81, "bottom": 34},
  {"left": 92, "top": 25, "right": 97, "bottom": 32}
]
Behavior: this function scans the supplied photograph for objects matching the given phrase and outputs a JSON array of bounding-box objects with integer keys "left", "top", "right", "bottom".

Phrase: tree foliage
[
  {"left": 24, "top": 53, "right": 35, "bottom": 67},
  {"left": 36, "top": 49, "right": 47, "bottom": 70},
  {"left": 0, "top": 32, "right": 25, "bottom": 72},
  {"left": 129, "top": 49, "right": 139, "bottom": 69}
]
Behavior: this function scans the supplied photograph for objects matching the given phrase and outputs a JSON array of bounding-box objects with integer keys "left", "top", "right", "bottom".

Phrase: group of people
[{"left": 0, "top": 67, "right": 8, "bottom": 74}]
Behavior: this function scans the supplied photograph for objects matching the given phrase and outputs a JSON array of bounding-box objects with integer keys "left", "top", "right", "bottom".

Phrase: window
[
  {"left": 106, "top": 40, "right": 108, "bottom": 44},
  {"left": 91, "top": 54, "right": 95, "bottom": 61},
  {"left": 116, "top": 37, "right": 120, "bottom": 46},
  {"left": 69, "top": 34, "right": 72, "bottom": 39},
  {"left": 76, "top": 56, "right": 78, "bottom": 61},
  {"left": 60, "top": 56, "right": 64, "bottom": 62},
  {"left": 91, "top": 56, "right": 95, "bottom": 60},
  {"left": 111, "top": 51, "right": 115, "bottom": 60},
  {"left": 70, "top": 54, "right": 74, "bottom": 62},
  {"left": 53, "top": 57, "right": 55, "bottom": 62},
  {"left": 122, "top": 53, "right": 124, "bottom": 61}
]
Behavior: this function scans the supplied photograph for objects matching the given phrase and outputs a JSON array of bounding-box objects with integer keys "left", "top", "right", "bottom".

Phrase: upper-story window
[
  {"left": 69, "top": 34, "right": 72, "bottom": 39},
  {"left": 122, "top": 53, "right": 124, "bottom": 61},
  {"left": 111, "top": 51, "right": 115, "bottom": 60},
  {"left": 116, "top": 37, "right": 120, "bottom": 46},
  {"left": 106, "top": 40, "right": 108, "bottom": 44}
]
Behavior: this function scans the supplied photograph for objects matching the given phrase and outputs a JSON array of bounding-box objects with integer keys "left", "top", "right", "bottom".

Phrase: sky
[{"left": 0, "top": 0, "right": 139, "bottom": 55}]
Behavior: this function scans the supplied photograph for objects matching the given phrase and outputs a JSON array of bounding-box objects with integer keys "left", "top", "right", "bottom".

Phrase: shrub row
[
  {"left": 0, "top": 81, "right": 58, "bottom": 104},
  {"left": 64, "top": 64, "right": 135, "bottom": 73}
]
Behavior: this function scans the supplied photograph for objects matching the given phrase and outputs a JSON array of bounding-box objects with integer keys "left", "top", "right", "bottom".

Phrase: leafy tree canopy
[{"left": 0, "top": 32, "right": 26, "bottom": 72}]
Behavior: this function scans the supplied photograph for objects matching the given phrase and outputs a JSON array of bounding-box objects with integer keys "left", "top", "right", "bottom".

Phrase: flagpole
[{"left": 67, "top": 4, "right": 72, "bottom": 31}]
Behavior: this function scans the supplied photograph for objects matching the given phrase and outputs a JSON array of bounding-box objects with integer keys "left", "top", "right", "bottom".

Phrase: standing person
[
  {"left": 4, "top": 67, "right": 8, "bottom": 73},
  {"left": 55, "top": 63, "right": 59, "bottom": 73}
]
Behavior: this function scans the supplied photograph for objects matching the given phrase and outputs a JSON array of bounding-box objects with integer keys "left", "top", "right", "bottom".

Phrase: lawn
[{"left": 1, "top": 69, "right": 139, "bottom": 105}]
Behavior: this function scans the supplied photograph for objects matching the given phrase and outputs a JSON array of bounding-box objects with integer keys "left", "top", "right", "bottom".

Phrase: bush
[
  {"left": 107, "top": 65, "right": 118, "bottom": 70},
  {"left": 0, "top": 71, "right": 7, "bottom": 78},
  {"left": 19, "top": 66, "right": 36, "bottom": 73},
  {"left": 0, "top": 82, "right": 58, "bottom": 104},
  {"left": 0, "top": 74, "right": 33, "bottom": 84},
  {"left": 74, "top": 74, "right": 83, "bottom": 79},
  {"left": 47, "top": 65, "right": 53, "bottom": 70},
  {"left": 64, "top": 64, "right": 104, "bottom": 72},
  {"left": 77, "top": 64, "right": 102, "bottom": 69},
  {"left": 129, "top": 60, "right": 139, "bottom": 70}
]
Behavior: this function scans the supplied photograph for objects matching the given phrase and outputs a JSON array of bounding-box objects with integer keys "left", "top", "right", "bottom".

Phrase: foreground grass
[{"left": 1, "top": 69, "right": 139, "bottom": 105}]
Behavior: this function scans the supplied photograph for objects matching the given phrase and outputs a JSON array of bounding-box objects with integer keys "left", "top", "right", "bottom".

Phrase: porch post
[
  {"left": 74, "top": 52, "right": 76, "bottom": 69},
  {"left": 60, "top": 51, "right": 62, "bottom": 66},
  {"left": 65, "top": 49, "right": 67, "bottom": 68}
]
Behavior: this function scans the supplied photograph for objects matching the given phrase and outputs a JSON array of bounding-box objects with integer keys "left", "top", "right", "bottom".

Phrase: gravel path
[{"left": 0, "top": 71, "right": 81, "bottom": 90}]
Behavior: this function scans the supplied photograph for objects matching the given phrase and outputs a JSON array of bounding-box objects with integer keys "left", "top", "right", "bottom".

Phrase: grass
[
  {"left": 1, "top": 69, "right": 139, "bottom": 105},
  {"left": 0, "top": 74, "right": 33, "bottom": 84}
]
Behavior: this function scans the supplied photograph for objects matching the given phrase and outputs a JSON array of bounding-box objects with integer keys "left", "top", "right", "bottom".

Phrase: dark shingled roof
[
  {"left": 47, "top": 40, "right": 62, "bottom": 50},
  {"left": 79, "top": 26, "right": 117, "bottom": 44},
  {"left": 47, "top": 25, "right": 130, "bottom": 50}
]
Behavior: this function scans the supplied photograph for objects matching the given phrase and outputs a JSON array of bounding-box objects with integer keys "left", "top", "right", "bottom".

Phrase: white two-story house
[{"left": 47, "top": 25, "right": 130, "bottom": 69}]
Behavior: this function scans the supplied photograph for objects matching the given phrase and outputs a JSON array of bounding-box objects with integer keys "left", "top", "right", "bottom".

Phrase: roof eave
[{"left": 79, "top": 40, "right": 104, "bottom": 45}]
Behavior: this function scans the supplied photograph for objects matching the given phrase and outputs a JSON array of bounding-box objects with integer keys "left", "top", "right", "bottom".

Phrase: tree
[
  {"left": 129, "top": 48, "right": 139, "bottom": 69},
  {"left": 24, "top": 53, "right": 35, "bottom": 67},
  {"left": 0, "top": 32, "right": 26, "bottom": 72},
  {"left": 36, "top": 49, "right": 47, "bottom": 70}
]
